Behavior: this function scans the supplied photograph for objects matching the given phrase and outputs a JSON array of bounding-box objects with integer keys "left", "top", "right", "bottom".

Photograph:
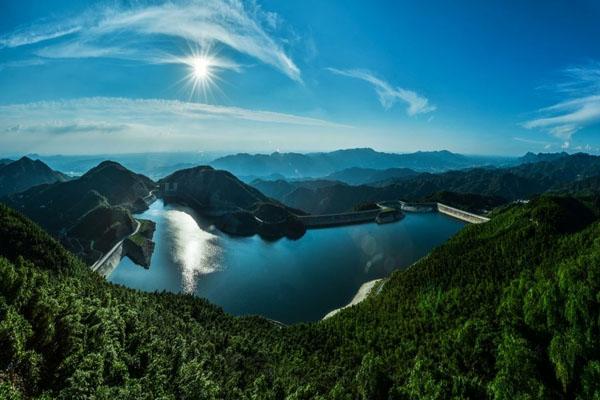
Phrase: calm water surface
[{"left": 109, "top": 200, "right": 465, "bottom": 324}]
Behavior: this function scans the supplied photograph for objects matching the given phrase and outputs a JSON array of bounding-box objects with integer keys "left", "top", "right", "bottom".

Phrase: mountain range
[
  {"left": 210, "top": 148, "right": 512, "bottom": 179},
  {"left": 1, "top": 149, "right": 597, "bottom": 258},
  {"left": 252, "top": 152, "right": 600, "bottom": 214},
  {"left": 2, "top": 161, "right": 156, "bottom": 263}
]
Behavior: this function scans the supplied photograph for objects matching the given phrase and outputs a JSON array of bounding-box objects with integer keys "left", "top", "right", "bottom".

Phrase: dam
[
  {"left": 297, "top": 207, "right": 402, "bottom": 228},
  {"left": 436, "top": 203, "right": 490, "bottom": 224}
]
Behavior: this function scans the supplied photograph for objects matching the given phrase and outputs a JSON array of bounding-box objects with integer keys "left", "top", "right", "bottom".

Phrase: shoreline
[{"left": 322, "top": 278, "right": 384, "bottom": 320}]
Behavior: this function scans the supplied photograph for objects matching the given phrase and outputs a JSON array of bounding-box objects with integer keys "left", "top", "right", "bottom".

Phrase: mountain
[
  {"left": 159, "top": 166, "right": 272, "bottom": 212},
  {"left": 251, "top": 178, "right": 341, "bottom": 200},
  {"left": 29, "top": 151, "right": 224, "bottom": 179},
  {"left": 551, "top": 174, "right": 600, "bottom": 196},
  {"left": 266, "top": 153, "right": 600, "bottom": 214},
  {"left": 0, "top": 156, "right": 69, "bottom": 196},
  {"left": 0, "top": 158, "right": 13, "bottom": 166},
  {"left": 2, "top": 195, "right": 600, "bottom": 398},
  {"left": 2, "top": 161, "right": 156, "bottom": 263},
  {"left": 159, "top": 166, "right": 305, "bottom": 239},
  {"left": 518, "top": 151, "right": 569, "bottom": 164},
  {"left": 325, "top": 167, "right": 418, "bottom": 185},
  {"left": 210, "top": 148, "right": 509, "bottom": 179}
]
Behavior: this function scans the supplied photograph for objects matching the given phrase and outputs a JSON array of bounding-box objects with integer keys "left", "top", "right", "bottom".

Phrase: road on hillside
[{"left": 90, "top": 218, "right": 141, "bottom": 272}]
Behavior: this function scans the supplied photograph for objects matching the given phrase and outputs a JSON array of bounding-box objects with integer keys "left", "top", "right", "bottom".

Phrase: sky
[{"left": 1, "top": 0, "right": 600, "bottom": 156}]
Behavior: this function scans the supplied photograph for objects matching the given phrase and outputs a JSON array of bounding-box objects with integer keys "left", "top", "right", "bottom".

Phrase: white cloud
[
  {"left": 0, "top": 25, "right": 81, "bottom": 48},
  {"left": 3, "top": 121, "right": 129, "bottom": 135},
  {"left": 523, "top": 64, "right": 600, "bottom": 144},
  {"left": 0, "top": 97, "right": 351, "bottom": 154},
  {"left": 0, "top": 97, "right": 350, "bottom": 130},
  {"left": 0, "top": 0, "right": 300, "bottom": 81},
  {"left": 327, "top": 67, "right": 435, "bottom": 115}
]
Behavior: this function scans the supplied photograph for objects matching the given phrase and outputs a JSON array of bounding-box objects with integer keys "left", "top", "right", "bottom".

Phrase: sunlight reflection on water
[{"left": 163, "top": 208, "right": 222, "bottom": 293}]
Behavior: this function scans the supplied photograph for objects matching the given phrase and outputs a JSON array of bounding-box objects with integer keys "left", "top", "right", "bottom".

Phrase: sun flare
[
  {"left": 191, "top": 56, "right": 211, "bottom": 81},
  {"left": 182, "top": 50, "right": 222, "bottom": 100}
]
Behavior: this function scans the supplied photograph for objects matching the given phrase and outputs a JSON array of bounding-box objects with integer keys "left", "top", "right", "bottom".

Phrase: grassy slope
[{"left": 1, "top": 196, "right": 600, "bottom": 398}]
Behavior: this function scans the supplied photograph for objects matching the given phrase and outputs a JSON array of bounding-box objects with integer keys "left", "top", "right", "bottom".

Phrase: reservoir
[{"left": 109, "top": 200, "right": 465, "bottom": 324}]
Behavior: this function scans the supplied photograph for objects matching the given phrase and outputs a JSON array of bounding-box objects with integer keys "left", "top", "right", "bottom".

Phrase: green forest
[{"left": 1, "top": 195, "right": 600, "bottom": 399}]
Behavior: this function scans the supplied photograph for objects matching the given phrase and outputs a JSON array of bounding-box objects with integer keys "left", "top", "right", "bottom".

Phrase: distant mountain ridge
[
  {"left": 210, "top": 148, "right": 511, "bottom": 179},
  {"left": 255, "top": 153, "right": 600, "bottom": 214},
  {"left": 0, "top": 156, "right": 69, "bottom": 197},
  {"left": 324, "top": 167, "right": 418, "bottom": 185},
  {"left": 518, "top": 151, "right": 569, "bottom": 164}
]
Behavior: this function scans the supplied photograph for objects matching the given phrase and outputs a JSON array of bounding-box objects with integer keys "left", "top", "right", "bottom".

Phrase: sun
[
  {"left": 191, "top": 56, "right": 211, "bottom": 81},
  {"left": 176, "top": 46, "right": 229, "bottom": 101},
  {"left": 181, "top": 51, "right": 221, "bottom": 100}
]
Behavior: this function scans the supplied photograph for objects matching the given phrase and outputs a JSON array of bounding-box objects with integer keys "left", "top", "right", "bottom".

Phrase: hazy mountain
[
  {"left": 325, "top": 167, "right": 418, "bottom": 185},
  {"left": 0, "top": 158, "right": 13, "bottom": 166},
  {"left": 28, "top": 152, "right": 224, "bottom": 179},
  {"left": 250, "top": 178, "right": 341, "bottom": 200},
  {"left": 269, "top": 153, "right": 600, "bottom": 214},
  {"left": 518, "top": 151, "right": 569, "bottom": 164},
  {"left": 3, "top": 161, "right": 156, "bottom": 263},
  {"left": 0, "top": 156, "right": 69, "bottom": 197},
  {"left": 210, "top": 148, "right": 510, "bottom": 178}
]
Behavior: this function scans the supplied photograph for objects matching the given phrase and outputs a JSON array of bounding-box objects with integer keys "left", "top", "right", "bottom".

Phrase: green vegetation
[
  {"left": 422, "top": 191, "right": 505, "bottom": 214},
  {"left": 1, "top": 195, "right": 600, "bottom": 398},
  {"left": 129, "top": 219, "right": 155, "bottom": 247},
  {"left": 122, "top": 219, "right": 156, "bottom": 268}
]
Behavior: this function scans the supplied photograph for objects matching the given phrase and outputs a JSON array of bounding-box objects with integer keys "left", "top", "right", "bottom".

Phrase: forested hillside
[
  {"left": 256, "top": 153, "right": 600, "bottom": 214},
  {"left": 1, "top": 196, "right": 600, "bottom": 398}
]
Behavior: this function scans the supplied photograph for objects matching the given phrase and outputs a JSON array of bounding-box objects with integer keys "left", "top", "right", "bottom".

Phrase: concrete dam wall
[
  {"left": 436, "top": 203, "right": 490, "bottom": 224},
  {"left": 297, "top": 209, "right": 381, "bottom": 228}
]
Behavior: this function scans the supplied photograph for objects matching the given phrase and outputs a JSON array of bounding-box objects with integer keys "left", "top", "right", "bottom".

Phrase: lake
[{"left": 109, "top": 200, "right": 465, "bottom": 324}]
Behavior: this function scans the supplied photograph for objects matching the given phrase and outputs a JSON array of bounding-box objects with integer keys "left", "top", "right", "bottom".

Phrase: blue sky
[{"left": 1, "top": 0, "right": 600, "bottom": 156}]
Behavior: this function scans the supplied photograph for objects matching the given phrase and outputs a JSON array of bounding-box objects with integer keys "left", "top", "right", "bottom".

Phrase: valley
[{"left": 2, "top": 149, "right": 600, "bottom": 398}]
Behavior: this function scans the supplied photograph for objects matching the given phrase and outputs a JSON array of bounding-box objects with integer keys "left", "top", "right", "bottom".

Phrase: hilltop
[
  {"left": 159, "top": 165, "right": 305, "bottom": 239},
  {"left": 0, "top": 156, "right": 69, "bottom": 196}
]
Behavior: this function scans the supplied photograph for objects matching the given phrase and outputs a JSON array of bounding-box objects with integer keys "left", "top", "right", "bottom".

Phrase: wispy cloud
[
  {"left": 3, "top": 121, "right": 129, "bottom": 135},
  {"left": 327, "top": 68, "right": 435, "bottom": 115},
  {"left": 0, "top": 0, "right": 300, "bottom": 81},
  {"left": 0, "top": 97, "right": 350, "bottom": 129},
  {"left": 0, "top": 25, "right": 81, "bottom": 48},
  {"left": 522, "top": 63, "right": 600, "bottom": 144},
  {"left": 0, "top": 97, "right": 350, "bottom": 154}
]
